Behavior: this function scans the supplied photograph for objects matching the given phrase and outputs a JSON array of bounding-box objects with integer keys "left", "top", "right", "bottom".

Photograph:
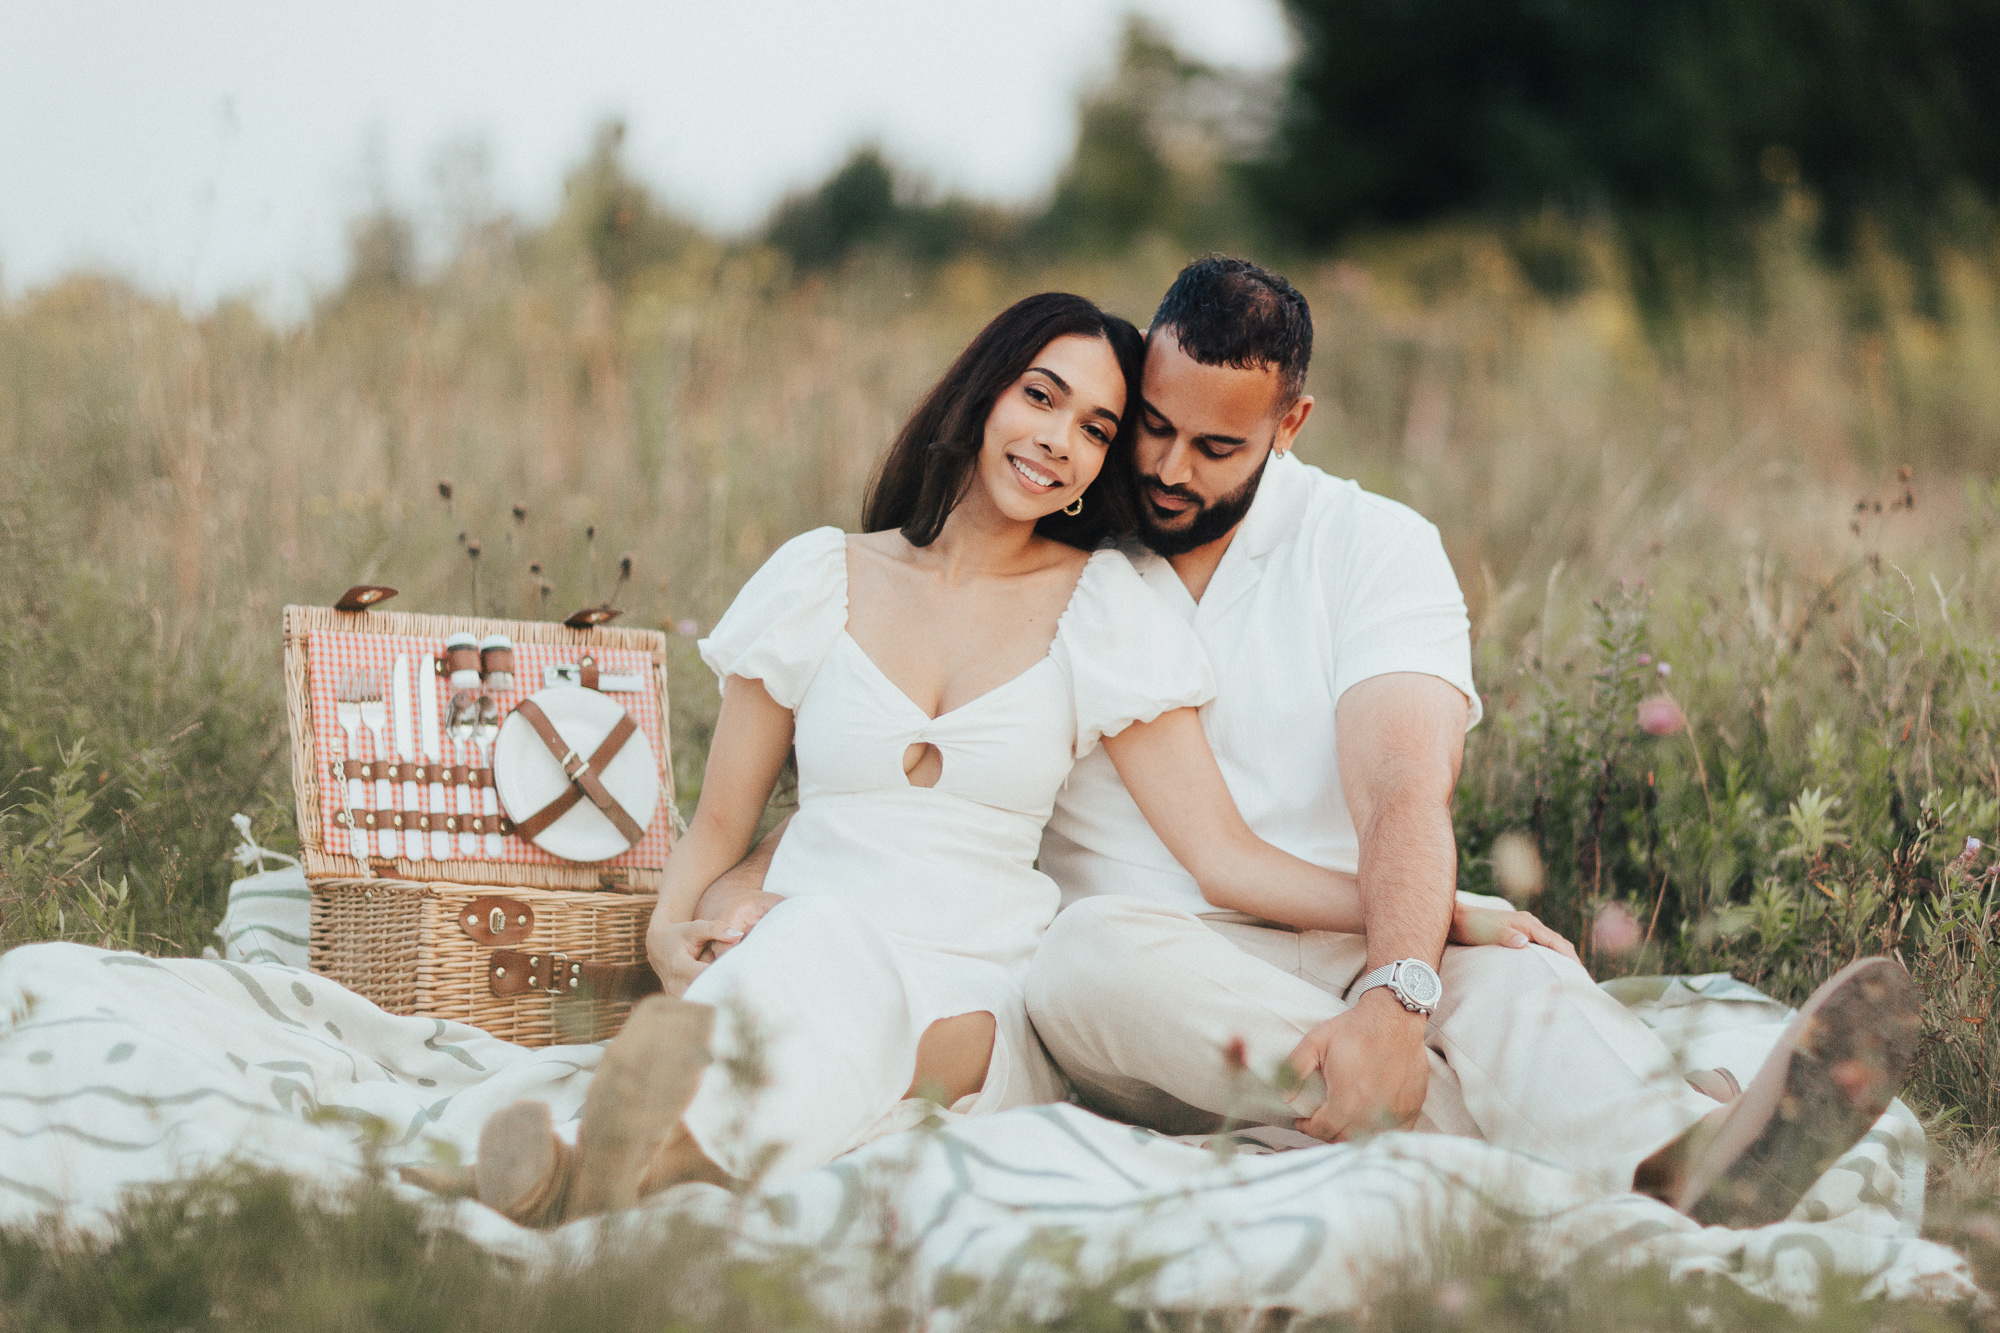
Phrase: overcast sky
[{"left": 0, "top": 1, "right": 1291, "bottom": 317}]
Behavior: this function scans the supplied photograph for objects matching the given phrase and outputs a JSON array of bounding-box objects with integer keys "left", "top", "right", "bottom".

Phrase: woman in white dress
[{"left": 470, "top": 293, "right": 1549, "bottom": 1225}]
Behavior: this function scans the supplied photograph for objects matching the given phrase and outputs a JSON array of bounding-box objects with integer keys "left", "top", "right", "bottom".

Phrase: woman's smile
[{"left": 1007, "top": 452, "right": 1063, "bottom": 494}]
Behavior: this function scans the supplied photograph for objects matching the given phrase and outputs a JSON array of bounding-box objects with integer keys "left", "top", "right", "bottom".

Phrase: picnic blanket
[{"left": 0, "top": 844, "right": 1974, "bottom": 1317}]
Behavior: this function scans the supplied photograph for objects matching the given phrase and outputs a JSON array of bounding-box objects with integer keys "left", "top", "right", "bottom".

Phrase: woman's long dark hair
[{"left": 861, "top": 292, "right": 1144, "bottom": 550}]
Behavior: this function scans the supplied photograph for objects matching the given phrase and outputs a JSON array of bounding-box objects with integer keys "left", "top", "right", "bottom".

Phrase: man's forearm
[
  {"left": 693, "top": 814, "right": 790, "bottom": 918},
  {"left": 1356, "top": 792, "right": 1456, "bottom": 971}
]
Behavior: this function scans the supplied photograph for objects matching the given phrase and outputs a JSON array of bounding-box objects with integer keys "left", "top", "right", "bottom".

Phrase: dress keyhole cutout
[{"left": 902, "top": 742, "right": 943, "bottom": 788}]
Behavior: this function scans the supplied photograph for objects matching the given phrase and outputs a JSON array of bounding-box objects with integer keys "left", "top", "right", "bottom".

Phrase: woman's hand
[
  {"left": 697, "top": 889, "right": 785, "bottom": 963},
  {"left": 1450, "top": 901, "right": 1578, "bottom": 960},
  {"left": 647, "top": 917, "right": 746, "bottom": 997}
]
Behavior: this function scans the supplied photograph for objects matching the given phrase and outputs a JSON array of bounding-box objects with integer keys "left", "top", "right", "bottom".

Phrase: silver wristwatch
[{"left": 1351, "top": 958, "right": 1444, "bottom": 1016}]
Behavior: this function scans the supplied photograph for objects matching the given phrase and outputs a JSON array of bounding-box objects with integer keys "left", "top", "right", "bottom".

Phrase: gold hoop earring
[{"left": 1063, "top": 495, "right": 1083, "bottom": 517}]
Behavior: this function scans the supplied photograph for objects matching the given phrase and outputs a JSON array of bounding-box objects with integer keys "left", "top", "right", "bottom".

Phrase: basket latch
[{"left": 459, "top": 896, "right": 534, "bottom": 946}]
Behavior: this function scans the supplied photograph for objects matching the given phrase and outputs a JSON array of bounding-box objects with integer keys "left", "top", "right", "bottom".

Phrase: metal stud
[{"left": 495, "top": 966, "right": 506, "bottom": 978}]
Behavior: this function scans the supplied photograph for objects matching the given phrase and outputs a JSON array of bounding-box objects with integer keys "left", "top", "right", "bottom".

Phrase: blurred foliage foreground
[{"left": 7, "top": 124, "right": 2000, "bottom": 1319}]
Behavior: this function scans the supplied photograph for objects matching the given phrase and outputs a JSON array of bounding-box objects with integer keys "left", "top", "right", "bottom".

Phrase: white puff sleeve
[
  {"left": 1053, "top": 550, "right": 1216, "bottom": 759},
  {"left": 697, "top": 526, "right": 848, "bottom": 710}
]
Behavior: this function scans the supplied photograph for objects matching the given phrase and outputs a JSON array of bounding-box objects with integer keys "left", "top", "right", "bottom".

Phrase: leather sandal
[
  {"left": 1674, "top": 956, "right": 1921, "bottom": 1227},
  {"left": 476, "top": 1099, "right": 577, "bottom": 1227},
  {"left": 566, "top": 995, "right": 716, "bottom": 1218},
  {"left": 1684, "top": 1066, "right": 1742, "bottom": 1103}
]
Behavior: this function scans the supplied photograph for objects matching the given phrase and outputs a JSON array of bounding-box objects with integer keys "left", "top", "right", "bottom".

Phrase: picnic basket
[{"left": 283, "top": 602, "right": 681, "bottom": 1045}]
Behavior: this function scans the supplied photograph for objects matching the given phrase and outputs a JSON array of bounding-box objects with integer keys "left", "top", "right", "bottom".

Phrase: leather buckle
[
  {"left": 558, "top": 748, "right": 591, "bottom": 781},
  {"left": 541, "top": 951, "right": 579, "bottom": 995}
]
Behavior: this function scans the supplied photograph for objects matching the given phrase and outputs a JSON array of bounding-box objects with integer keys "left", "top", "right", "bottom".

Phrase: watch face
[{"left": 1397, "top": 960, "right": 1444, "bottom": 1009}]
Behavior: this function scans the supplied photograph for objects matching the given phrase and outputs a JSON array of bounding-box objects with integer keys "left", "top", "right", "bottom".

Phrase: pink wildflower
[
  {"left": 1637, "top": 695, "right": 1687, "bottom": 736},
  {"left": 1592, "top": 903, "right": 1642, "bottom": 957}
]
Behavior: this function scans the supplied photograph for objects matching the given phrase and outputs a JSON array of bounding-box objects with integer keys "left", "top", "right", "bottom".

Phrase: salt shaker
[{"left": 480, "top": 634, "right": 515, "bottom": 691}]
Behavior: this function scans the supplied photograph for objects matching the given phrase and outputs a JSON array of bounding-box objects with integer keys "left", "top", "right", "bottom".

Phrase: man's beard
[{"left": 1137, "top": 452, "right": 1271, "bottom": 558}]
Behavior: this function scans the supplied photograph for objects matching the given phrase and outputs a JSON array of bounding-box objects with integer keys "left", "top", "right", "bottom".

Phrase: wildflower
[
  {"left": 1592, "top": 903, "right": 1642, "bottom": 956},
  {"left": 1637, "top": 654, "right": 1651, "bottom": 666},
  {"left": 1969, "top": 837, "right": 1984, "bottom": 856},
  {"left": 676, "top": 618, "right": 699, "bottom": 637},
  {"left": 1222, "top": 1036, "right": 1249, "bottom": 1074},
  {"left": 1434, "top": 1279, "right": 1472, "bottom": 1316},
  {"left": 1637, "top": 695, "right": 1686, "bottom": 736},
  {"left": 1656, "top": 661, "right": 1672, "bottom": 676},
  {"left": 1492, "top": 831, "right": 1543, "bottom": 902}
]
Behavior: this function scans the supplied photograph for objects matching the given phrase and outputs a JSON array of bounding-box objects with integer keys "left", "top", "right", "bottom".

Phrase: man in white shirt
[{"left": 1023, "top": 255, "right": 1920, "bottom": 1226}]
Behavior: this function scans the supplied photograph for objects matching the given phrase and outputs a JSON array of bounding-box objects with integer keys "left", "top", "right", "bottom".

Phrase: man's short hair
[{"left": 1150, "top": 255, "right": 1313, "bottom": 406}]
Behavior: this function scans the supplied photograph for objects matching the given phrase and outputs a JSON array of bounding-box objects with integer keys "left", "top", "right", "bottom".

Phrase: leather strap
[
  {"left": 578, "top": 655, "right": 600, "bottom": 691},
  {"left": 342, "top": 760, "right": 492, "bottom": 787},
  {"left": 333, "top": 807, "right": 514, "bottom": 836},
  {"left": 506, "top": 699, "right": 645, "bottom": 847},
  {"left": 488, "top": 949, "right": 662, "bottom": 1001}
]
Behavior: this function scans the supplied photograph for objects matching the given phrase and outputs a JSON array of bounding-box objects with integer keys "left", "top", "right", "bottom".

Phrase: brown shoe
[
  {"left": 475, "top": 1099, "right": 577, "bottom": 1227},
  {"left": 1684, "top": 1066, "right": 1742, "bottom": 1104},
  {"left": 1675, "top": 957, "right": 1921, "bottom": 1227},
  {"left": 566, "top": 995, "right": 716, "bottom": 1218}
]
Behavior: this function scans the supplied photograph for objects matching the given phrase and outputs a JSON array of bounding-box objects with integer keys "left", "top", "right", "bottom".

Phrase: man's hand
[
  {"left": 696, "top": 888, "right": 785, "bottom": 963},
  {"left": 1289, "top": 989, "right": 1430, "bottom": 1141},
  {"left": 1450, "top": 902, "right": 1578, "bottom": 961},
  {"left": 646, "top": 917, "right": 744, "bottom": 997}
]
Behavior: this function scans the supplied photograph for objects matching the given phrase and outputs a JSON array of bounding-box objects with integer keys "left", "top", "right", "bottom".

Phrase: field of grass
[{"left": 5, "top": 208, "right": 2000, "bottom": 1325}]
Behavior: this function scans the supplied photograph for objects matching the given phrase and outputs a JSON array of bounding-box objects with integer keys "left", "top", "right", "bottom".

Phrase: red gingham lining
[{"left": 306, "top": 630, "right": 671, "bottom": 869}]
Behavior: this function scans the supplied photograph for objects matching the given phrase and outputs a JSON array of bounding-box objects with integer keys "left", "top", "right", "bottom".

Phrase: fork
[
  {"left": 356, "top": 672, "right": 397, "bottom": 859},
  {"left": 334, "top": 676, "right": 368, "bottom": 857}
]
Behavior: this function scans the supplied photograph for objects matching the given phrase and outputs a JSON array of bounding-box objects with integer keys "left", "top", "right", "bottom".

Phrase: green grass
[{"left": 0, "top": 1162, "right": 1992, "bottom": 1331}]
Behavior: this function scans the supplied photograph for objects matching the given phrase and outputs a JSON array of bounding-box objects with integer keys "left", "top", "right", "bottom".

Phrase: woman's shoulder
[
  {"left": 767, "top": 524, "right": 850, "bottom": 569},
  {"left": 697, "top": 526, "right": 850, "bottom": 707},
  {"left": 1054, "top": 547, "right": 1215, "bottom": 757},
  {"left": 1060, "top": 546, "right": 1183, "bottom": 639}
]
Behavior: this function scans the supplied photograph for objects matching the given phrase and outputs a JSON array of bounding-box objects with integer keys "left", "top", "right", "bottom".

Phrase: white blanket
[{"left": 0, "top": 860, "right": 1974, "bottom": 1316}]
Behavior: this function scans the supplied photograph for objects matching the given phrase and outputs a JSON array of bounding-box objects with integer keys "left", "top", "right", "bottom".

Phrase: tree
[{"left": 1249, "top": 0, "right": 2000, "bottom": 253}]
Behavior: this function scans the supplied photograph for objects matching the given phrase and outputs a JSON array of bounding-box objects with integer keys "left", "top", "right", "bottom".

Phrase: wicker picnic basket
[{"left": 284, "top": 603, "right": 681, "bottom": 1045}]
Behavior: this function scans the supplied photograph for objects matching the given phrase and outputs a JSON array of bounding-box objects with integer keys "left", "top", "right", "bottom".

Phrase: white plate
[{"left": 493, "top": 687, "right": 659, "bottom": 863}]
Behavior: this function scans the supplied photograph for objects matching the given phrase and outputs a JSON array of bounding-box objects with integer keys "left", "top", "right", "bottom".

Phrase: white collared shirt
[{"left": 1039, "top": 451, "right": 1480, "bottom": 915}]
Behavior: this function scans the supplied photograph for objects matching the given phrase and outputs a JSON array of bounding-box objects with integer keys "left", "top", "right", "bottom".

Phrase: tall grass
[{"left": 5, "top": 215, "right": 2000, "bottom": 1043}]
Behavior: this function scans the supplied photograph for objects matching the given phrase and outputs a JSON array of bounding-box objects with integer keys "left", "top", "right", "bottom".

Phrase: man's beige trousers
[{"left": 1025, "top": 896, "right": 1716, "bottom": 1193}]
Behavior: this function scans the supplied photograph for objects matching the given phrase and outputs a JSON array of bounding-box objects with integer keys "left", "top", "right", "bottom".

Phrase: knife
[
  {"left": 392, "top": 655, "right": 419, "bottom": 861},
  {"left": 419, "top": 657, "right": 451, "bottom": 860},
  {"left": 543, "top": 664, "right": 645, "bottom": 691}
]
